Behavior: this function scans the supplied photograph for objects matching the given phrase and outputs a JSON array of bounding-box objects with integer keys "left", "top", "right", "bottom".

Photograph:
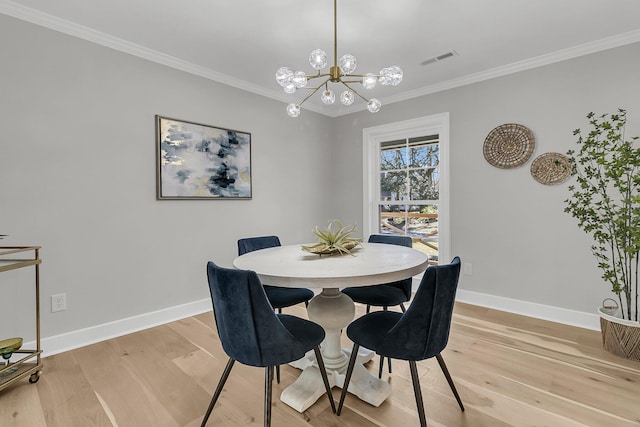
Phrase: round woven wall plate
[
  {"left": 530, "top": 152, "right": 571, "bottom": 185},
  {"left": 483, "top": 123, "right": 535, "bottom": 168}
]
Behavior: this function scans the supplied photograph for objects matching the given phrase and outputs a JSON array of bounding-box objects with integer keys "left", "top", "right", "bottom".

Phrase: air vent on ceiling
[{"left": 420, "top": 50, "right": 458, "bottom": 66}]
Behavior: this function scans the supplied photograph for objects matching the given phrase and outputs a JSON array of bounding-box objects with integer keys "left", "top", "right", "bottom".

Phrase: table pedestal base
[
  {"left": 281, "top": 353, "right": 391, "bottom": 412},
  {"left": 280, "top": 288, "right": 391, "bottom": 412}
]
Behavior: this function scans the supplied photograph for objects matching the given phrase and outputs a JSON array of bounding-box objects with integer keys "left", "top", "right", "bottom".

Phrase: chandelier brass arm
[
  {"left": 297, "top": 79, "right": 332, "bottom": 107},
  {"left": 339, "top": 81, "right": 370, "bottom": 103}
]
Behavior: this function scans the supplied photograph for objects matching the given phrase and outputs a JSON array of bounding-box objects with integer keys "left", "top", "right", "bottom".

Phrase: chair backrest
[
  {"left": 368, "top": 234, "right": 412, "bottom": 247},
  {"left": 377, "top": 257, "right": 461, "bottom": 361},
  {"left": 368, "top": 234, "right": 414, "bottom": 299},
  {"left": 238, "top": 235, "right": 281, "bottom": 256},
  {"left": 206, "top": 261, "right": 310, "bottom": 367}
]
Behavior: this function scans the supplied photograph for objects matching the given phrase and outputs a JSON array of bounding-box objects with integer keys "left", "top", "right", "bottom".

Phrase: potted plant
[{"left": 564, "top": 109, "right": 640, "bottom": 360}]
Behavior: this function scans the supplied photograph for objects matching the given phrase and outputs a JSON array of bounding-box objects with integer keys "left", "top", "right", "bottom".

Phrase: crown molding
[
  {"left": 2, "top": 0, "right": 639, "bottom": 118},
  {"left": 377, "top": 28, "right": 640, "bottom": 110},
  {"left": 302, "top": 28, "right": 640, "bottom": 117},
  {"left": 0, "top": 0, "right": 328, "bottom": 116}
]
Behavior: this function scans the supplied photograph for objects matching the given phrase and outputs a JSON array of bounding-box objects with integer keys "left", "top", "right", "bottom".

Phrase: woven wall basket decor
[
  {"left": 530, "top": 152, "right": 572, "bottom": 185},
  {"left": 483, "top": 123, "right": 535, "bottom": 168}
]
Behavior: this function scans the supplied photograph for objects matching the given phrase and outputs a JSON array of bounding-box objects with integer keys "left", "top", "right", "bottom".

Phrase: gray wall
[
  {"left": 0, "top": 15, "right": 335, "bottom": 341},
  {"left": 331, "top": 42, "right": 640, "bottom": 315},
  {"left": 2, "top": 12, "right": 639, "bottom": 347}
]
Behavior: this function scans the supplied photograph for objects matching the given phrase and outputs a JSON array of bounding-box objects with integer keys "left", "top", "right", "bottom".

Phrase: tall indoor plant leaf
[{"left": 564, "top": 109, "right": 640, "bottom": 321}]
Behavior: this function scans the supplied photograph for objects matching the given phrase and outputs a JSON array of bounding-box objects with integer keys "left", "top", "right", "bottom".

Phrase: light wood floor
[{"left": 1, "top": 302, "right": 639, "bottom": 426}]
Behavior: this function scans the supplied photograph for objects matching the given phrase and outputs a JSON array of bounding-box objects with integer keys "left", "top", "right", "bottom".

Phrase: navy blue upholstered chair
[
  {"left": 238, "top": 236, "right": 314, "bottom": 313},
  {"left": 341, "top": 234, "right": 413, "bottom": 377},
  {"left": 337, "top": 257, "right": 464, "bottom": 427},
  {"left": 202, "top": 262, "right": 335, "bottom": 427},
  {"left": 238, "top": 236, "right": 315, "bottom": 383}
]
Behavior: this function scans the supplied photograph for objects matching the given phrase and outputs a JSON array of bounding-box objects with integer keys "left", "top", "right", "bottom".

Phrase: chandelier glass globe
[
  {"left": 292, "top": 71, "right": 308, "bottom": 88},
  {"left": 367, "top": 98, "right": 381, "bottom": 113},
  {"left": 340, "top": 90, "right": 355, "bottom": 106},
  {"left": 275, "top": 67, "right": 293, "bottom": 87},
  {"left": 378, "top": 66, "right": 403, "bottom": 86},
  {"left": 309, "top": 49, "right": 328, "bottom": 70},
  {"left": 321, "top": 89, "right": 336, "bottom": 104},
  {"left": 286, "top": 103, "right": 301, "bottom": 117},
  {"left": 362, "top": 73, "right": 377, "bottom": 89},
  {"left": 339, "top": 54, "right": 357, "bottom": 74}
]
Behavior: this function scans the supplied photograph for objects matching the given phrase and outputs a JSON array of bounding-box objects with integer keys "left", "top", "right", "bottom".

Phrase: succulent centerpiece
[{"left": 302, "top": 220, "right": 362, "bottom": 255}]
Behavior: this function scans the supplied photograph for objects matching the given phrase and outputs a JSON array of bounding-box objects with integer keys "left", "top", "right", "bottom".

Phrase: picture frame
[{"left": 155, "top": 116, "right": 252, "bottom": 200}]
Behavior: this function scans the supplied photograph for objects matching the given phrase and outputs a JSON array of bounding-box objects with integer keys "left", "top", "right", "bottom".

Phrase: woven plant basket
[{"left": 599, "top": 307, "right": 640, "bottom": 361}]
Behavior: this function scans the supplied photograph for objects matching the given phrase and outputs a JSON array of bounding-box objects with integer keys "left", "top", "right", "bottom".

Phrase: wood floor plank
[
  {"left": 448, "top": 324, "right": 640, "bottom": 423},
  {"left": 2, "top": 301, "right": 639, "bottom": 426},
  {"left": 166, "top": 316, "right": 223, "bottom": 360},
  {"left": 107, "top": 324, "right": 212, "bottom": 426},
  {"left": 33, "top": 352, "right": 112, "bottom": 426},
  {"left": 72, "top": 338, "right": 180, "bottom": 427},
  {"left": 0, "top": 379, "right": 47, "bottom": 426}
]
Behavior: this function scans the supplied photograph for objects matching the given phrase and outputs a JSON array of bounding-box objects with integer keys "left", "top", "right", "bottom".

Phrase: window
[{"left": 363, "top": 114, "right": 449, "bottom": 264}]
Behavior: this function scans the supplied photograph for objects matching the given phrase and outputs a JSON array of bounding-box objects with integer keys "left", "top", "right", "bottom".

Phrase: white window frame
[{"left": 363, "top": 113, "right": 450, "bottom": 265}]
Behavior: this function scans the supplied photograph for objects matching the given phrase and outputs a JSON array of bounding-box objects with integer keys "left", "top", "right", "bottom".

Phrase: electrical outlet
[
  {"left": 51, "top": 293, "right": 67, "bottom": 312},
  {"left": 463, "top": 263, "right": 473, "bottom": 276}
]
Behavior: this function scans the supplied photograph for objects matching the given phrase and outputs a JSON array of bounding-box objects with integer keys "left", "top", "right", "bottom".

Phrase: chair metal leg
[
  {"left": 304, "top": 300, "right": 309, "bottom": 307},
  {"left": 201, "top": 358, "right": 235, "bottom": 427},
  {"left": 435, "top": 354, "right": 464, "bottom": 411},
  {"left": 377, "top": 353, "right": 392, "bottom": 378},
  {"left": 313, "top": 347, "right": 336, "bottom": 413},
  {"left": 400, "top": 303, "right": 406, "bottom": 313},
  {"left": 366, "top": 305, "right": 371, "bottom": 314},
  {"left": 271, "top": 308, "right": 282, "bottom": 384},
  {"left": 409, "top": 360, "right": 428, "bottom": 427},
  {"left": 264, "top": 366, "right": 274, "bottom": 427},
  {"left": 337, "top": 343, "right": 360, "bottom": 415},
  {"left": 378, "top": 306, "right": 392, "bottom": 377}
]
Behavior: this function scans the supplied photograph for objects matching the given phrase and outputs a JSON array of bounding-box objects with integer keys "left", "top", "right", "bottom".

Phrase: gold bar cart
[{"left": 0, "top": 246, "right": 42, "bottom": 389}]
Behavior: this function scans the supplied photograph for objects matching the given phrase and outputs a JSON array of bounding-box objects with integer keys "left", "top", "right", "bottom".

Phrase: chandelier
[{"left": 275, "top": 0, "right": 403, "bottom": 117}]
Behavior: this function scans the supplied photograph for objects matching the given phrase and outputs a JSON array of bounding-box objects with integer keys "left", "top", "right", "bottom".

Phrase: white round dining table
[{"left": 233, "top": 242, "right": 429, "bottom": 413}]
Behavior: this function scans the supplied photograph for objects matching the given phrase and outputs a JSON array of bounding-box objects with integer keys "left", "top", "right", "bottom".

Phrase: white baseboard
[
  {"left": 455, "top": 289, "right": 600, "bottom": 331},
  {"left": 24, "top": 289, "right": 600, "bottom": 358},
  {"left": 25, "top": 298, "right": 212, "bottom": 357}
]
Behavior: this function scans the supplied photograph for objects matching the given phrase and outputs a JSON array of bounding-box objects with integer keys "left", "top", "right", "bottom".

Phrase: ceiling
[{"left": 2, "top": 0, "right": 640, "bottom": 117}]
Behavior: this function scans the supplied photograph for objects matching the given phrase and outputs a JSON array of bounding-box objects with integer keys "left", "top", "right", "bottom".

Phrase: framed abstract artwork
[{"left": 155, "top": 116, "right": 252, "bottom": 200}]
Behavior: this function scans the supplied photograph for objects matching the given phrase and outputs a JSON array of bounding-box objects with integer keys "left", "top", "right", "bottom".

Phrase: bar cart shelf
[{"left": 0, "top": 246, "right": 42, "bottom": 390}]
